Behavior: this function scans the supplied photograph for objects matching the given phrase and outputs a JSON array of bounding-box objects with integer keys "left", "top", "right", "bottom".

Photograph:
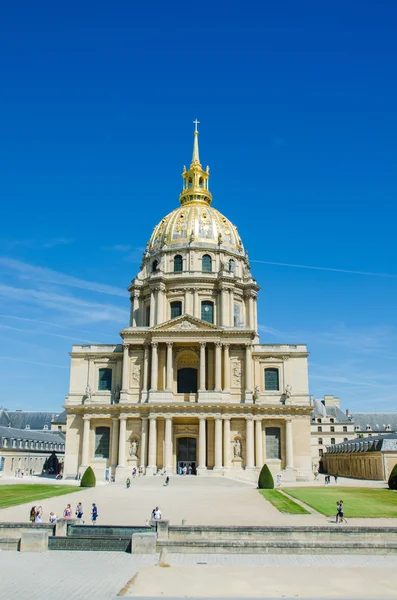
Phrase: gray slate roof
[
  {"left": 0, "top": 410, "right": 63, "bottom": 430},
  {"left": 0, "top": 425, "right": 65, "bottom": 448},
  {"left": 312, "top": 401, "right": 351, "bottom": 423},
  {"left": 326, "top": 432, "right": 397, "bottom": 453},
  {"left": 350, "top": 413, "right": 397, "bottom": 432}
]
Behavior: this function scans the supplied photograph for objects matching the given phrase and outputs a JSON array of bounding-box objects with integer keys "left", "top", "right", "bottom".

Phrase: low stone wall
[{"left": 0, "top": 523, "right": 55, "bottom": 538}]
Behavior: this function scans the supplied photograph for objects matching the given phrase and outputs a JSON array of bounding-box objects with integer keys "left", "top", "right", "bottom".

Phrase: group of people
[
  {"left": 325, "top": 474, "right": 338, "bottom": 485},
  {"left": 28, "top": 502, "right": 98, "bottom": 524},
  {"left": 178, "top": 464, "right": 195, "bottom": 476}
]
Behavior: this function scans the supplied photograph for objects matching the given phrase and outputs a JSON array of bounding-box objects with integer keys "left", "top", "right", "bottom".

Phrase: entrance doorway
[
  {"left": 177, "top": 368, "right": 198, "bottom": 394},
  {"left": 177, "top": 437, "right": 197, "bottom": 475}
]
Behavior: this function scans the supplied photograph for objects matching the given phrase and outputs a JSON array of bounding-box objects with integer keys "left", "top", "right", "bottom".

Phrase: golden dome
[
  {"left": 148, "top": 203, "right": 244, "bottom": 255},
  {"left": 148, "top": 123, "right": 245, "bottom": 256}
]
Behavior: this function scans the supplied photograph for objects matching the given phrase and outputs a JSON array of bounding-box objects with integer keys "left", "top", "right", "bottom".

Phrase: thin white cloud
[
  {"left": 0, "top": 258, "right": 126, "bottom": 297},
  {"left": 251, "top": 259, "right": 397, "bottom": 279},
  {"left": 0, "top": 356, "right": 68, "bottom": 369},
  {"left": 0, "top": 314, "right": 117, "bottom": 339},
  {"left": 0, "top": 324, "right": 94, "bottom": 343}
]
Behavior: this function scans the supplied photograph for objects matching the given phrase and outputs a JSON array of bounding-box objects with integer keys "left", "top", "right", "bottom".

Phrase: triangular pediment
[{"left": 153, "top": 315, "right": 219, "bottom": 331}]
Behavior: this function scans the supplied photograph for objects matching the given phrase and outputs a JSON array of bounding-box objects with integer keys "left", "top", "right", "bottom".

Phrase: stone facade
[{"left": 63, "top": 127, "right": 313, "bottom": 483}]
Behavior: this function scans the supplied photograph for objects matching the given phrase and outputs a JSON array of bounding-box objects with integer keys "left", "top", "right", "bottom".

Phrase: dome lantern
[{"left": 179, "top": 120, "right": 212, "bottom": 207}]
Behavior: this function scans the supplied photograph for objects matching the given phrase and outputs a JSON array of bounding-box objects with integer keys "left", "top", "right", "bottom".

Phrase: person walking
[
  {"left": 164, "top": 476, "right": 170, "bottom": 486},
  {"left": 75, "top": 502, "right": 84, "bottom": 523},
  {"left": 29, "top": 506, "right": 37, "bottom": 523},
  {"left": 154, "top": 506, "right": 162, "bottom": 520},
  {"left": 91, "top": 503, "right": 98, "bottom": 524},
  {"left": 35, "top": 506, "right": 43, "bottom": 523},
  {"left": 126, "top": 477, "right": 131, "bottom": 489},
  {"left": 63, "top": 504, "right": 72, "bottom": 519},
  {"left": 338, "top": 500, "right": 348, "bottom": 523}
]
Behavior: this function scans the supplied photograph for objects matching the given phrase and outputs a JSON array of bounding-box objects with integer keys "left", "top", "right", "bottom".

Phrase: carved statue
[
  {"left": 113, "top": 384, "right": 121, "bottom": 400},
  {"left": 129, "top": 439, "right": 139, "bottom": 457},
  {"left": 233, "top": 439, "right": 242, "bottom": 458},
  {"left": 254, "top": 384, "right": 260, "bottom": 400},
  {"left": 285, "top": 384, "right": 292, "bottom": 399},
  {"left": 84, "top": 385, "right": 92, "bottom": 400}
]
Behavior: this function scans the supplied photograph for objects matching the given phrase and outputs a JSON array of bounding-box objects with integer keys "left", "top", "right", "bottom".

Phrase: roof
[
  {"left": 350, "top": 413, "right": 397, "bottom": 432},
  {"left": 326, "top": 432, "right": 397, "bottom": 454},
  {"left": 0, "top": 425, "right": 65, "bottom": 444},
  {"left": 52, "top": 410, "right": 67, "bottom": 425},
  {"left": 0, "top": 410, "right": 63, "bottom": 430},
  {"left": 312, "top": 401, "right": 351, "bottom": 423}
]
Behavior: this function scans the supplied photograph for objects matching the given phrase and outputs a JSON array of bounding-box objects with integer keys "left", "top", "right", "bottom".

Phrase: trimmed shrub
[
  {"left": 258, "top": 464, "right": 274, "bottom": 489},
  {"left": 388, "top": 463, "right": 397, "bottom": 490},
  {"left": 80, "top": 466, "right": 96, "bottom": 488}
]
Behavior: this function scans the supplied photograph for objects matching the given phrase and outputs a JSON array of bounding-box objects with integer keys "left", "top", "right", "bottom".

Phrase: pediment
[{"left": 153, "top": 315, "right": 218, "bottom": 331}]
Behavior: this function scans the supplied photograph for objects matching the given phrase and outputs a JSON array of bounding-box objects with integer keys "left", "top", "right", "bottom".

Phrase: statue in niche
[
  {"left": 113, "top": 384, "right": 121, "bottom": 403},
  {"left": 285, "top": 385, "right": 292, "bottom": 399},
  {"left": 233, "top": 439, "right": 242, "bottom": 459},
  {"left": 129, "top": 439, "right": 139, "bottom": 457},
  {"left": 254, "top": 384, "right": 260, "bottom": 400},
  {"left": 84, "top": 385, "right": 92, "bottom": 400}
]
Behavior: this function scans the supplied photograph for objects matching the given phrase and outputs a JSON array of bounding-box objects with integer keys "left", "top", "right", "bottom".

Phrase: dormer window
[
  {"left": 355, "top": 425, "right": 360, "bottom": 431},
  {"left": 366, "top": 425, "right": 371, "bottom": 431},
  {"left": 386, "top": 424, "right": 392, "bottom": 431},
  {"left": 330, "top": 418, "right": 335, "bottom": 423},
  {"left": 317, "top": 418, "right": 322, "bottom": 424},
  {"left": 25, "top": 424, "right": 30, "bottom": 430},
  {"left": 43, "top": 425, "right": 48, "bottom": 430}
]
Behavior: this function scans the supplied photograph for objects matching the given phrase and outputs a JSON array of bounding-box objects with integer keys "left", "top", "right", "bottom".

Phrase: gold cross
[{"left": 193, "top": 119, "right": 200, "bottom": 132}]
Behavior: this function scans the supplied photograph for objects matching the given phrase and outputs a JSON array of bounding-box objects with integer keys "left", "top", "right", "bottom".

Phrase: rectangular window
[
  {"left": 95, "top": 427, "right": 110, "bottom": 459},
  {"left": 266, "top": 427, "right": 281, "bottom": 459},
  {"left": 145, "top": 306, "right": 150, "bottom": 326},
  {"left": 170, "top": 301, "right": 182, "bottom": 319},
  {"left": 233, "top": 303, "right": 241, "bottom": 326},
  {"left": 98, "top": 368, "right": 112, "bottom": 391},
  {"left": 343, "top": 426, "right": 347, "bottom": 432},
  {"left": 264, "top": 368, "right": 279, "bottom": 391}
]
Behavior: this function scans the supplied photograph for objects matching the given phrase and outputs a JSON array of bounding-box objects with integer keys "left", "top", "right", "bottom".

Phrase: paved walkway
[
  {"left": 0, "top": 476, "right": 396, "bottom": 527},
  {"left": 0, "top": 552, "right": 396, "bottom": 599}
]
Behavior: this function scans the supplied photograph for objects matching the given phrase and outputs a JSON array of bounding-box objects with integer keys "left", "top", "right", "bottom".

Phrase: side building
[{"left": 0, "top": 426, "right": 65, "bottom": 477}]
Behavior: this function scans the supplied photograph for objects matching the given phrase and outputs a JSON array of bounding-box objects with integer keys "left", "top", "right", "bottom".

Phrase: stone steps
[
  {"left": 48, "top": 536, "right": 131, "bottom": 552},
  {"left": 157, "top": 538, "right": 397, "bottom": 555}
]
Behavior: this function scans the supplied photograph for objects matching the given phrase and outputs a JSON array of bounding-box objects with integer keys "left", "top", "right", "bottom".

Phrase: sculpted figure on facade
[
  {"left": 231, "top": 359, "right": 241, "bottom": 387},
  {"left": 233, "top": 439, "right": 242, "bottom": 458},
  {"left": 131, "top": 361, "right": 141, "bottom": 387},
  {"left": 129, "top": 439, "right": 139, "bottom": 457}
]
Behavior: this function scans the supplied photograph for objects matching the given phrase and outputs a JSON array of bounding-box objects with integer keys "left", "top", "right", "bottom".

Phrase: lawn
[
  {"left": 284, "top": 487, "right": 397, "bottom": 518},
  {"left": 259, "top": 489, "right": 310, "bottom": 514},
  {"left": 0, "top": 485, "right": 81, "bottom": 509}
]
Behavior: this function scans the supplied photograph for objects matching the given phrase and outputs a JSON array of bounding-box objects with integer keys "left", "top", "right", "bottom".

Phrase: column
[
  {"left": 118, "top": 416, "right": 127, "bottom": 468},
  {"left": 249, "top": 295, "right": 254, "bottom": 329},
  {"left": 122, "top": 344, "right": 129, "bottom": 391},
  {"left": 253, "top": 297, "right": 258, "bottom": 332},
  {"left": 150, "top": 342, "right": 158, "bottom": 391},
  {"left": 166, "top": 342, "right": 173, "bottom": 391},
  {"left": 81, "top": 416, "right": 91, "bottom": 466},
  {"left": 130, "top": 295, "right": 136, "bottom": 327},
  {"left": 214, "top": 417, "right": 223, "bottom": 469},
  {"left": 164, "top": 417, "right": 173, "bottom": 471},
  {"left": 142, "top": 345, "right": 149, "bottom": 395},
  {"left": 111, "top": 418, "right": 119, "bottom": 467},
  {"left": 140, "top": 417, "right": 148, "bottom": 468},
  {"left": 157, "top": 289, "right": 164, "bottom": 324},
  {"left": 221, "top": 288, "right": 227, "bottom": 326},
  {"left": 245, "top": 345, "right": 252, "bottom": 393},
  {"left": 215, "top": 342, "right": 222, "bottom": 392},
  {"left": 199, "top": 342, "right": 206, "bottom": 391},
  {"left": 245, "top": 417, "right": 254, "bottom": 469},
  {"left": 149, "top": 290, "right": 155, "bottom": 327},
  {"left": 148, "top": 416, "right": 157, "bottom": 473},
  {"left": 194, "top": 289, "right": 200, "bottom": 319},
  {"left": 285, "top": 418, "right": 294, "bottom": 469},
  {"left": 223, "top": 344, "right": 230, "bottom": 391},
  {"left": 198, "top": 417, "right": 206, "bottom": 470},
  {"left": 223, "top": 417, "right": 231, "bottom": 469},
  {"left": 229, "top": 290, "right": 234, "bottom": 327},
  {"left": 255, "top": 419, "right": 263, "bottom": 468}
]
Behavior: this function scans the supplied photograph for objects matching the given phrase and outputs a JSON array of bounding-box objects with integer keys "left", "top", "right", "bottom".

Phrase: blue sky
[{"left": 0, "top": 1, "right": 396, "bottom": 412}]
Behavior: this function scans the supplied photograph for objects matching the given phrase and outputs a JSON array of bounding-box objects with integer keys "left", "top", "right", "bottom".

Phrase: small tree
[
  {"left": 80, "top": 466, "right": 96, "bottom": 488},
  {"left": 258, "top": 464, "right": 274, "bottom": 489},
  {"left": 388, "top": 463, "right": 397, "bottom": 490}
]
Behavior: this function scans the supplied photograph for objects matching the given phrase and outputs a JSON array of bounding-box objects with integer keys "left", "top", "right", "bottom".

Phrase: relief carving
[
  {"left": 131, "top": 360, "right": 142, "bottom": 388},
  {"left": 231, "top": 358, "right": 242, "bottom": 388}
]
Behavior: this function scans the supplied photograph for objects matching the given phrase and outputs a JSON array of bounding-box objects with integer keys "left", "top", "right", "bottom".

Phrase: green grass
[
  {"left": 259, "top": 489, "right": 310, "bottom": 514},
  {"left": 284, "top": 487, "right": 397, "bottom": 518},
  {"left": 0, "top": 485, "right": 81, "bottom": 509}
]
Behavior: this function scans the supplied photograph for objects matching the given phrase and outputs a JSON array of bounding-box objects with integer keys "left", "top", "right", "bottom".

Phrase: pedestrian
[
  {"left": 35, "top": 506, "right": 43, "bottom": 523},
  {"left": 335, "top": 501, "right": 341, "bottom": 523},
  {"left": 164, "top": 476, "right": 170, "bottom": 486},
  {"left": 49, "top": 512, "right": 57, "bottom": 524},
  {"left": 276, "top": 474, "right": 281, "bottom": 487},
  {"left": 154, "top": 506, "right": 162, "bottom": 520},
  {"left": 132, "top": 468, "right": 137, "bottom": 478},
  {"left": 151, "top": 507, "right": 156, "bottom": 521},
  {"left": 178, "top": 465, "right": 182, "bottom": 476},
  {"left": 29, "top": 506, "right": 37, "bottom": 523},
  {"left": 338, "top": 500, "right": 348, "bottom": 523},
  {"left": 63, "top": 504, "right": 72, "bottom": 519},
  {"left": 91, "top": 503, "right": 98, "bottom": 524},
  {"left": 75, "top": 502, "right": 84, "bottom": 523},
  {"left": 334, "top": 474, "right": 338, "bottom": 483},
  {"left": 126, "top": 477, "right": 131, "bottom": 489}
]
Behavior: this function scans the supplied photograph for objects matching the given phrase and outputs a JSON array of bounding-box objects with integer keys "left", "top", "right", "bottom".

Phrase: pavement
[
  {"left": 0, "top": 552, "right": 396, "bottom": 599},
  {"left": 0, "top": 474, "right": 395, "bottom": 528}
]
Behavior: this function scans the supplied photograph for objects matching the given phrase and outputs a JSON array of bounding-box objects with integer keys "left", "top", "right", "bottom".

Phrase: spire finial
[
  {"left": 193, "top": 118, "right": 200, "bottom": 133},
  {"left": 192, "top": 118, "right": 200, "bottom": 164}
]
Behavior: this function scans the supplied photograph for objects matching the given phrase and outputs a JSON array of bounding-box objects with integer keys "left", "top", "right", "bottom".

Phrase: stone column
[
  {"left": 198, "top": 417, "right": 206, "bottom": 471},
  {"left": 147, "top": 416, "right": 157, "bottom": 474},
  {"left": 253, "top": 297, "right": 258, "bottom": 332},
  {"left": 111, "top": 417, "right": 119, "bottom": 468},
  {"left": 199, "top": 342, "right": 206, "bottom": 391},
  {"left": 149, "top": 290, "right": 155, "bottom": 327},
  {"left": 130, "top": 295, "right": 136, "bottom": 327},
  {"left": 142, "top": 345, "right": 149, "bottom": 398},
  {"left": 255, "top": 419, "right": 263, "bottom": 469},
  {"left": 81, "top": 416, "right": 91, "bottom": 466},
  {"left": 118, "top": 416, "right": 127, "bottom": 468},
  {"left": 245, "top": 417, "right": 254, "bottom": 469},
  {"left": 140, "top": 417, "right": 148, "bottom": 468},
  {"left": 223, "top": 344, "right": 230, "bottom": 391},
  {"left": 221, "top": 288, "right": 227, "bottom": 326},
  {"left": 157, "top": 289, "right": 164, "bottom": 325},
  {"left": 166, "top": 343, "right": 173, "bottom": 391},
  {"left": 150, "top": 342, "right": 158, "bottom": 391},
  {"left": 229, "top": 290, "right": 234, "bottom": 326},
  {"left": 285, "top": 418, "right": 294, "bottom": 469},
  {"left": 215, "top": 342, "right": 222, "bottom": 392},
  {"left": 223, "top": 417, "right": 231, "bottom": 469},
  {"left": 194, "top": 289, "right": 199, "bottom": 319},
  {"left": 214, "top": 417, "right": 223, "bottom": 469},
  {"left": 245, "top": 345, "right": 252, "bottom": 394},
  {"left": 249, "top": 295, "right": 254, "bottom": 329},
  {"left": 164, "top": 417, "right": 173, "bottom": 471},
  {"left": 122, "top": 344, "right": 129, "bottom": 391}
]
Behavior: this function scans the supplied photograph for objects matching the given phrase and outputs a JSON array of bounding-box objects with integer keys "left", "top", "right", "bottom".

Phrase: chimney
[{"left": 346, "top": 409, "right": 349, "bottom": 416}]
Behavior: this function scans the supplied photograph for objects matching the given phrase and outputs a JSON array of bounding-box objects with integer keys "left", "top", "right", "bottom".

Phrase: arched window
[
  {"left": 331, "top": 438, "right": 336, "bottom": 445},
  {"left": 330, "top": 418, "right": 335, "bottom": 423},
  {"left": 152, "top": 260, "right": 158, "bottom": 272},
  {"left": 95, "top": 427, "right": 110, "bottom": 459},
  {"left": 319, "top": 449, "right": 324, "bottom": 457},
  {"left": 317, "top": 426, "right": 322, "bottom": 432},
  {"left": 98, "top": 368, "right": 112, "bottom": 391},
  {"left": 170, "top": 301, "right": 182, "bottom": 319},
  {"left": 229, "top": 259, "right": 235, "bottom": 273},
  {"left": 233, "top": 303, "right": 241, "bottom": 326},
  {"left": 202, "top": 254, "right": 212, "bottom": 272},
  {"left": 317, "top": 418, "right": 322, "bottom": 424},
  {"left": 318, "top": 438, "right": 323, "bottom": 445},
  {"left": 201, "top": 301, "right": 214, "bottom": 323},
  {"left": 264, "top": 368, "right": 279, "bottom": 391},
  {"left": 174, "top": 255, "right": 183, "bottom": 272}
]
